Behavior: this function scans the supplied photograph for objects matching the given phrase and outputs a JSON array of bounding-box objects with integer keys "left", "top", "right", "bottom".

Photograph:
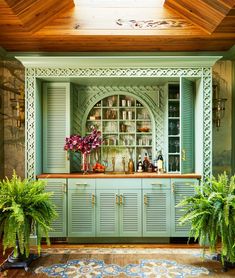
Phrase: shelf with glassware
[
  {"left": 85, "top": 95, "right": 153, "bottom": 171},
  {"left": 167, "top": 84, "right": 181, "bottom": 173}
]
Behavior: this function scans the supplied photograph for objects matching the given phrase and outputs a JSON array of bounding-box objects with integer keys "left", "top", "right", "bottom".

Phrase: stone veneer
[{"left": 0, "top": 58, "right": 25, "bottom": 179}]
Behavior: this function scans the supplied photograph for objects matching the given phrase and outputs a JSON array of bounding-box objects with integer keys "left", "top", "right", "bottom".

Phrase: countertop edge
[{"left": 37, "top": 173, "right": 202, "bottom": 179}]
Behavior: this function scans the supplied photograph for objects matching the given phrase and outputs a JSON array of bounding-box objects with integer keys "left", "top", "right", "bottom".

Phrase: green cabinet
[
  {"left": 142, "top": 179, "right": 171, "bottom": 236},
  {"left": 41, "top": 178, "right": 67, "bottom": 237},
  {"left": 170, "top": 178, "right": 198, "bottom": 237},
  {"left": 96, "top": 189, "right": 119, "bottom": 236},
  {"left": 68, "top": 179, "right": 96, "bottom": 237},
  {"left": 42, "top": 177, "right": 198, "bottom": 240},
  {"left": 96, "top": 179, "right": 142, "bottom": 237}
]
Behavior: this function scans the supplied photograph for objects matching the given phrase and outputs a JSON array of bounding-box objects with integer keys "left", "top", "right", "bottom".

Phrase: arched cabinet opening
[{"left": 84, "top": 94, "right": 155, "bottom": 172}]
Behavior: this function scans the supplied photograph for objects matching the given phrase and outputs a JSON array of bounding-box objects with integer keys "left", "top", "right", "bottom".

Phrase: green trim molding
[{"left": 16, "top": 55, "right": 221, "bottom": 180}]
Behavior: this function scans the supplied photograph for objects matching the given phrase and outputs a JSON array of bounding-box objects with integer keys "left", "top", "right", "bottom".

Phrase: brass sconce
[
  {"left": 10, "top": 86, "right": 25, "bottom": 128},
  {"left": 212, "top": 84, "right": 227, "bottom": 129}
]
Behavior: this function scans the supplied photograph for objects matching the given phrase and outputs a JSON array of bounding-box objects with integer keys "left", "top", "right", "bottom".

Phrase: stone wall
[
  {"left": 1, "top": 58, "right": 25, "bottom": 179},
  {"left": 212, "top": 60, "right": 232, "bottom": 176}
]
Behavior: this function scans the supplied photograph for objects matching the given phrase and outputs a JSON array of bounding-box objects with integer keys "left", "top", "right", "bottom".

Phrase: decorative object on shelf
[
  {"left": 64, "top": 127, "right": 102, "bottom": 174},
  {"left": 0, "top": 170, "right": 57, "bottom": 272},
  {"left": 212, "top": 83, "right": 227, "bottom": 129},
  {"left": 10, "top": 85, "right": 25, "bottom": 128},
  {"left": 177, "top": 172, "right": 235, "bottom": 272}
]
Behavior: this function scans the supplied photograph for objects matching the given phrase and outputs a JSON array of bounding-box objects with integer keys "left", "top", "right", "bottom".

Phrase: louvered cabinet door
[
  {"left": 42, "top": 178, "right": 67, "bottom": 237},
  {"left": 171, "top": 179, "right": 197, "bottom": 237},
  {"left": 96, "top": 190, "right": 119, "bottom": 237},
  {"left": 43, "top": 83, "right": 70, "bottom": 173},
  {"left": 119, "top": 190, "right": 142, "bottom": 237},
  {"left": 143, "top": 189, "right": 171, "bottom": 236},
  {"left": 68, "top": 189, "right": 95, "bottom": 237},
  {"left": 180, "top": 78, "right": 195, "bottom": 174}
]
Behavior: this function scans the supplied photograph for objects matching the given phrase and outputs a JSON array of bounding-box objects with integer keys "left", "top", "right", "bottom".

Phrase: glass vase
[{"left": 81, "top": 152, "right": 89, "bottom": 174}]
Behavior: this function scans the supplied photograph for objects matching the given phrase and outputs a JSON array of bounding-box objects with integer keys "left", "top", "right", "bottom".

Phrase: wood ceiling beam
[
  {"left": 164, "top": 0, "right": 235, "bottom": 34},
  {"left": 3, "top": 0, "right": 74, "bottom": 33}
]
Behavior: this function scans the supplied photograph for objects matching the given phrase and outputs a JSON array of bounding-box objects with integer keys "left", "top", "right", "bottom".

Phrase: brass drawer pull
[
  {"left": 92, "top": 193, "right": 96, "bottom": 207},
  {"left": 144, "top": 194, "right": 148, "bottom": 206},
  {"left": 171, "top": 182, "right": 175, "bottom": 193},
  {"left": 151, "top": 183, "right": 163, "bottom": 186},
  {"left": 76, "top": 183, "right": 88, "bottom": 186},
  {"left": 116, "top": 194, "right": 119, "bottom": 205},
  {"left": 119, "top": 194, "right": 124, "bottom": 205},
  {"left": 182, "top": 149, "right": 186, "bottom": 161},
  {"left": 63, "top": 183, "right": 67, "bottom": 193}
]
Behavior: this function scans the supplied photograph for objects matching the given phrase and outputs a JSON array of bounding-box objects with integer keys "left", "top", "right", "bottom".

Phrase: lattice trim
[{"left": 25, "top": 66, "right": 211, "bottom": 179}]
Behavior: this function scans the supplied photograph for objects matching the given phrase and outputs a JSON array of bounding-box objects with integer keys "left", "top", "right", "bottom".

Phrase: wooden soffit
[
  {"left": 3, "top": 0, "right": 74, "bottom": 32},
  {"left": 164, "top": 0, "right": 235, "bottom": 34}
]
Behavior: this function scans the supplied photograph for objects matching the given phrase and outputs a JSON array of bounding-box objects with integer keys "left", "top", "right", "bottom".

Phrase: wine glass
[
  {"left": 169, "top": 121, "right": 175, "bottom": 135},
  {"left": 174, "top": 140, "right": 180, "bottom": 153}
]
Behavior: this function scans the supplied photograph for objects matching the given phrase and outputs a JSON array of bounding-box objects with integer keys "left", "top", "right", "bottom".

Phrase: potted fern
[
  {"left": 177, "top": 172, "right": 235, "bottom": 271},
  {"left": 0, "top": 171, "right": 57, "bottom": 271}
]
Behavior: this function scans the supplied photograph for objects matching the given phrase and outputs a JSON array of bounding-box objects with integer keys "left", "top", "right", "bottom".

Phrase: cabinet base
[{"left": 67, "top": 237, "right": 170, "bottom": 244}]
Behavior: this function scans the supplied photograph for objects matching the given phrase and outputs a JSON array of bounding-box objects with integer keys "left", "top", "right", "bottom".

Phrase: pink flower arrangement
[{"left": 64, "top": 128, "right": 102, "bottom": 154}]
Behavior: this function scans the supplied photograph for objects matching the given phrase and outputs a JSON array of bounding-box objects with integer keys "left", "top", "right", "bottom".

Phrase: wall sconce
[
  {"left": 212, "top": 84, "right": 227, "bottom": 129},
  {"left": 10, "top": 86, "right": 25, "bottom": 128}
]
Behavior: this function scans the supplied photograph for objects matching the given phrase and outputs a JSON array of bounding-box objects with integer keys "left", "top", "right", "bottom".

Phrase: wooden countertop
[{"left": 37, "top": 173, "right": 201, "bottom": 179}]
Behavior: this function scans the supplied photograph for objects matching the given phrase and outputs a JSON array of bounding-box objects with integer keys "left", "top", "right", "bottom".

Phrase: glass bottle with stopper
[
  {"left": 157, "top": 150, "right": 164, "bottom": 174},
  {"left": 137, "top": 155, "right": 143, "bottom": 173},
  {"left": 142, "top": 152, "right": 150, "bottom": 172}
]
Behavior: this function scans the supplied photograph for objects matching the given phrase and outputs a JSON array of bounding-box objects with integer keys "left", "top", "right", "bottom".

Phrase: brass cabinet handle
[
  {"left": 182, "top": 149, "right": 186, "bottom": 161},
  {"left": 116, "top": 194, "right": 119, "bottom": 205},
  {"left": 171, "top": 182, "right": 175, "bottom": 193},
  {"left": 63, "top": 183, "right": 67, "bottom": 194},
  {"left": 76, "top": 183, "right": 88, "bottom": 186},
  {"left": 144, "top": 194, "right": 148, "bottom": 206},
  {"left": 66, "top": 152, "right": 70, "bottom": 161},
  {"left": 92, "top": 193, "right": 96, "bottom": 207},
  {"left": 119, "top": 194, "right": 123, "bottom": 205}
]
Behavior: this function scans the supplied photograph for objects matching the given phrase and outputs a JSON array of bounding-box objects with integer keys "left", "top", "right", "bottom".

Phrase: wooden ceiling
[{"left": 0, "top": 0, "right": 235, "bottom": 53}]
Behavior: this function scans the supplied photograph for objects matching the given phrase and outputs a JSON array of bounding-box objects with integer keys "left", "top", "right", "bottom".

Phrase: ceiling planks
[
  {"left": 2, "top": 0, "right": 74, "bottom": 32},
  {"left": 0, "top": 0, "right": 235, "bottom": 52},
  {"left": 164, "top": 0, "right": 235, "bottom": 33}
]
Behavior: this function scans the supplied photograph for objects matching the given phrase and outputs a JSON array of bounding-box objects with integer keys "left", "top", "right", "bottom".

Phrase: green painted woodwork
[
  {"left": 142, "top": 179, "right": 171, "bottom": 236},
  {"left": 68, "top": 179, "right": 96, "bottom": 237},
  {"left": 119, "top": 189, "right": 142, "bottom": 237},
  {"left": 42, "top": 82, "right": 71, "bottom": 173},
  {"left": 39, "top": 177, "right": 199, "bottom": 239},
  {"left": 40, "top": 178, "right": 67, "bottom": 237},
  {"left": 180, "top": 78, "right": 195, "bottom": 174},
  {"left": 170, "top": 178, "right": 198, "bottom": 237},
  {"left": 96, "top": 189, "right": 119, "bottom": 237}
]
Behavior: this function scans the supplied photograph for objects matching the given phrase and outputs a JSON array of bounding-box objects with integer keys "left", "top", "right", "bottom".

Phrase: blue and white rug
[{"left": 36, "top": 258, "right": 210, "bottom": 277}]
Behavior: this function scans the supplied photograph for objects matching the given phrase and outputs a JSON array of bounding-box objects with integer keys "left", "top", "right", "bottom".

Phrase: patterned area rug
[
  {"left": 31, "top": 248, "right": 235, "bottom": 278},
  {"left": 36, "top": 258, "right": 209, "bottom": 277}
]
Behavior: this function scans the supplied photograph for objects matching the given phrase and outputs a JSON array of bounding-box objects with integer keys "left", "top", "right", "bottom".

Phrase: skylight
[{"left": 73, "top": 0, "right": 165, "bottom": 7}]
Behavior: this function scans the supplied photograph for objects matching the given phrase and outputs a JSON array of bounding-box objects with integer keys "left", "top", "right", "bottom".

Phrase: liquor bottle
[
  {"left": 128, "top": 158, "right": 134, "bottom": 174},
  {"left": 142, "top": 153, "right": 150, "bottom": 172},
  {"left": 137, "top": 155, "right": 143, "bottom": 173},
  {"left": 157, "top": 151, "right": 163, "bottom": 174},
  {"left": 153, "top": 158, "right": 158, "bottom": 172},
  {"left": 147, "top": 156, "right": 153, "bottom": 173}
]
